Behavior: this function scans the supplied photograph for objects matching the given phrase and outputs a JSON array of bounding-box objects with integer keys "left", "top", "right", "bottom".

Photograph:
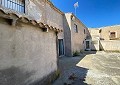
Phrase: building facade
[
  {"left": 64, "top": 13, "right": 88, "bottom": 56},
  {"left": 100, "top": 25, "right": 120, "bottom": 40},
  {"left": 87, "top": 25, "right": 120, "bottom": 51},
  {"left": 0, "top": 0, "right": 63, "bottom": 85},
  {"left": 87, "top": 29, "right": 100, "bottom": 51},
  {"left": 100, "top": 25, "right": 120, "bottom": 51}
]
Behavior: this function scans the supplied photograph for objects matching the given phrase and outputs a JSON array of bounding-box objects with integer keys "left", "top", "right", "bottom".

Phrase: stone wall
[
  {"left": 63, "top": 14, "right": 72, "bottom": 56},
  {"left": 46, "top": 3, "right": 63, "bottom": 30},
  {"left": 27, "top": 0, "right": 46, "bottom": 23},
  {"left": 64, "top": 13, "right": 87, "bottom": 56},
  {"left": 27, "top": 0, "right": 64, "bottom": 39},
  {"left": 89, "top": 25, "right": 120, "bottom": 51},
  {"left": 0, "top": 18, "right": 58, "bottom": 85},
  {"left": 100, "top": 25, "right": 120, "bottom": 40},
  {"left": 100, "top": 40, "right": 120, "bottom": 51},
  {"left": 45, "top": 2, "right": 64, "bottom": 39},
  {"left": 88, "top": 29, "right": 100, "bottom": 50},
  {"left": 71, "top": 18, "right": 86, "bottom": 53}
]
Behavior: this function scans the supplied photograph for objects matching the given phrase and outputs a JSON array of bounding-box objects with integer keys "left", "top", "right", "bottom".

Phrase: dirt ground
[{"left": 52, "top": 51, "right": 120, "bottom": 85}]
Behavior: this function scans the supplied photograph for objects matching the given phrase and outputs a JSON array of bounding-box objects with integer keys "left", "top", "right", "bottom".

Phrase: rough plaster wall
[
  {"left": 71, "top": 19, "right": 86, "bottom": 53},
  {"left": 46, "top": 4, "right": 63, "bottom": 30},
  {"left": 0, "top": 21, "right": 57, "bottom": 85},
  {"left": 58, "top": 32, "right": 64, "bottom": 39},
  {"left": 27, "top": 0, "right": 64, "bottom": 39},
  {"left": 85, "top": 28, "right": 91, "bottom": 37},
  {"left": 100, "top": 29, "right": 110, "bottom": 40},
  {"left": 63, "top": 14, "right": 72, "bottom": 56},
  {"left": 64, "top": 13, "right": 87, "bottom": 55},
  {"left": 91, "top": 40, "right": 99, "bottom": 51},
  {"left": 88, "top": 29, "right": 100, "bottom": 50},
  {"left": 89, "top": 29, "right": 100, "bottom": 40},
  {"left": 100, "top": 40, "right": 120, "bottom": 51},
  {"left": 27, "top": 0, "right": 46, "bottom": 23},
  {"left": 100, "top": 26, "right": 120, "bottom": 40},
  {"left": 46, "top": 3, "right": 64, "bottom": 39},
  {"left": 65, "top": 14, "right": 72, "bottom": 30}
]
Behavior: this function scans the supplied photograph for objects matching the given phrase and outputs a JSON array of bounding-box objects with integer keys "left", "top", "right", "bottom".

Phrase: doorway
[
  {"left": 85, "top": 40, "right": 91, "bottom": 50},
  {"left": 58, "top": 39, "right": 64, "bottom": 56}
]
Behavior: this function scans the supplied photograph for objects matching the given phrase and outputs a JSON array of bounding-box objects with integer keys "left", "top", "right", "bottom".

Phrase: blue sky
[{"left": 51, "top": 0, "right": 120, "bottom": 28}]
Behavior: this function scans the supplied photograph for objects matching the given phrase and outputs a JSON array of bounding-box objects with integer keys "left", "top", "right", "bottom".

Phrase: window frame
[
  {"left": 109, "top": 31, "right": 117, "bottom": 39},
  {"left": 0, "top": 0, "right": 25, "bottom": 13},
  {"left": 74, "top": 24, "right": 78, "bottom": 33},
  {"left": 84, "top": 29, "right": 86, "bottom": 34}
]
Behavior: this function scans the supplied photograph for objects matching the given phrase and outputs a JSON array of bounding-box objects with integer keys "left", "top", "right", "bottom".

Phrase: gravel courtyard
[{"left": 53, "top": 51, "right": 120, "bottom": 85}]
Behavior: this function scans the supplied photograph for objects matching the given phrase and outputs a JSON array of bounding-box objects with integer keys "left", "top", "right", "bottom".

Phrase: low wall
[
  {"left": 0, "top": 19, "right": 58, "bottom": 85},
  {"left": 91, "top": 40, "right": 99, "bottom": 51},
  {"left": 100, "top": 40, "right": 120, "bottom": 51}
]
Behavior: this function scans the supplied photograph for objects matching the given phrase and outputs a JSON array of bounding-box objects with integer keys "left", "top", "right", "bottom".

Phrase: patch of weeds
[
  {"left": 80, "top": 50, "right": 84, "bottom": 54},
  {"left": 50, "top": 69, "right": 60, "bottom": 83},
  {"left": 73, "top": 51, "right": 80, "bottom": 57}
]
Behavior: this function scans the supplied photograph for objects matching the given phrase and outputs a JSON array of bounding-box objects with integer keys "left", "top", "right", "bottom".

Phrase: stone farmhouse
[
  {"left": 0, "top": 0, "right": 120, "bottom": 85},
  {"left": 0, "top": 0, "right": 63, "bottom": 85}
]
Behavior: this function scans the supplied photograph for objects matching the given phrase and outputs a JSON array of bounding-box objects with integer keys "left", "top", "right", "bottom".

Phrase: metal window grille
[{"left": 0, "top": 0, "right": 25, "bottom": 13}]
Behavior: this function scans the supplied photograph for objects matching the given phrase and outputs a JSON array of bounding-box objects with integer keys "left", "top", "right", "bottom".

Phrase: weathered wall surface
[
  {"left": 100, "top": 40, "right": 120, "bottom": 51},
  {"left": 63, "top": 14, "right": 72, "bottom": 56},
  {"left": 64, "top": 13, "right": 87, "bottom": 56},
  {"left": 89, "top": 29, "right": 100, "bottom": 40},
  {"left": 27, "top": 0, "right": 46, "bottom": 23},
  {"left": 46, "top": 3, "right": 63, "bottom": 30},
  {"left": 45, "top": 3, "right": 64, "bottom": 39},
  {"left": 90, "top": 40, "right": 99, "bottom": 51},
  {"left": 27, "top": 0, "right": 64, "bottom": 39},
  {"left": 89, "top": 25, "right": 120, "bottom": 51},
  {"left": 88, "top": 29, "right": 100, "bottom": 50},
  {"left": 0, "top": 19, "right": 57, "bottom": 85},
  {"left": 71, "top": 18, "right": 86, "bottom": 53},
  {"left": 100, "top": 25, "right": 120, "bottom": 40}
]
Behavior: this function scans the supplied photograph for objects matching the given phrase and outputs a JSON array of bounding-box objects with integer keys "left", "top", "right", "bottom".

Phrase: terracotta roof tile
[{"left": 0, "top": 7, "right": 63, "bottom": 32}]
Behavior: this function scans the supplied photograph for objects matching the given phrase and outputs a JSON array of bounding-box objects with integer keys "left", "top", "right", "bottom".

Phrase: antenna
[{"left": 74, "top": 2, "right": 79, "bottom": 16}]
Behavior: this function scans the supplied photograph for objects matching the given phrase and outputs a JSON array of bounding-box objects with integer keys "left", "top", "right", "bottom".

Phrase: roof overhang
[{"left": 0, "top": 7, "right": 63, "bottom": 33}]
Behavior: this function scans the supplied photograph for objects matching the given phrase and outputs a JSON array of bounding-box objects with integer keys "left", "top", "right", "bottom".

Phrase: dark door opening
[
  {"left": 58, "top": 39, "right": 64, "bottom": 56},
  {"left": 86, "top": 41, "right": 90, "bottom": 50}
]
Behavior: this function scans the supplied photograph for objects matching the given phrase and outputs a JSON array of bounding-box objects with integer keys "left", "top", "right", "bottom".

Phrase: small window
[
  {"left": 83, "top": 41, "right": 84, "bottom": 44},
  {"left": 1, "top": 0, "right": 25, "bottom": 13},
  {"left": 74, "top": 24, "right": 78, "bottom": 33},
  {"left": 110, "top": 32, "right": 116, "bottom": 39},
  {"left": 84, "top": 29, "right": 85, "bottom": 34}
]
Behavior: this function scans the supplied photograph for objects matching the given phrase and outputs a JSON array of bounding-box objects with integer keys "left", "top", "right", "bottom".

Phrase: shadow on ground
[{"left": 53, "top": 51, "right": 97, "bottom": 85}]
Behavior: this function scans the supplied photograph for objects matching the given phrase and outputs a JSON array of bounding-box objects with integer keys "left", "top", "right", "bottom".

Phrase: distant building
[
  {"left": 99, "top": 25, "right": 120, "bottom": 40},
  {"left": 87, "top": 25, "right": 120, "bottom": 51}
]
